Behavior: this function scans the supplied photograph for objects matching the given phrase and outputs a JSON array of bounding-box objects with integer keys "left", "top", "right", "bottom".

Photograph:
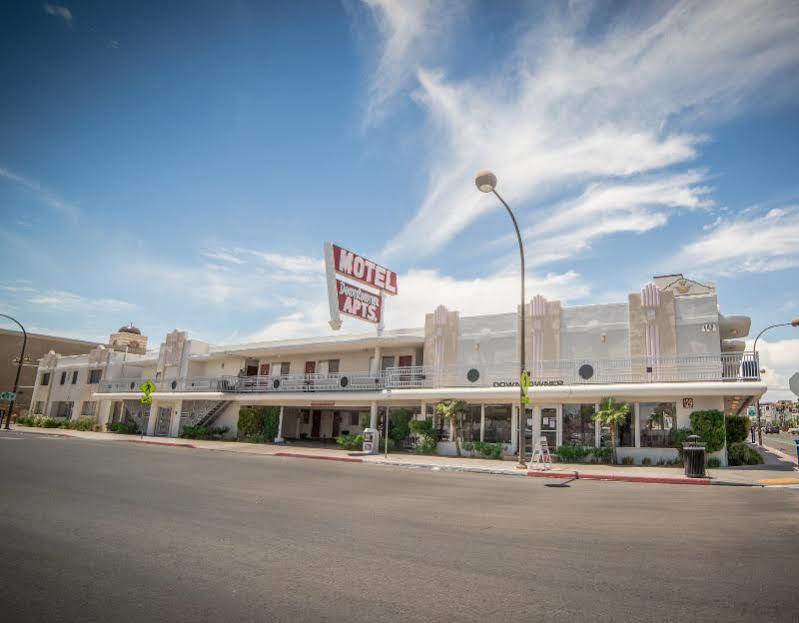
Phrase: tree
[
  {"left": 434, "top": 400, "right": 466, "bottom": 457},
  {"left": 593, "top": 397, "right": 630, "bottom": 464}
]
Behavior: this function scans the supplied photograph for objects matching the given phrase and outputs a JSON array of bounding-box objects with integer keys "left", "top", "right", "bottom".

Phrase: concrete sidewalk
[{"left": 8, "top": 425, "right": 799, "bottom": 487}]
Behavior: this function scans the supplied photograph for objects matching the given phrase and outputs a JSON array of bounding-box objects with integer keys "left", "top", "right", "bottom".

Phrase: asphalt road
[
  {"left": 1, "top": 431, "right": 798, "bottom": 623},
  {"left": 762, "top": 431, "right": 799, "bottom": 462}
]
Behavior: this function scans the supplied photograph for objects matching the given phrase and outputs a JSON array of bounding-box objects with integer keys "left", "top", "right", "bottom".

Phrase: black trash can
[{"left": 683, "top": 434, "right": 706, "bottom": 478}]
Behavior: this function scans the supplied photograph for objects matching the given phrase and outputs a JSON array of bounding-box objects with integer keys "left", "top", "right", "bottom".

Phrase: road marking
[{"left": 757, "top": 477, "right": 799, "bottom": 485}]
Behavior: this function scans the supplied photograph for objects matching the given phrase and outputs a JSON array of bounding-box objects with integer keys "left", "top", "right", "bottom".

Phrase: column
[
  {"left": 369, "top": 401, "right": 378, "bottom": 429},
  {"left": 146, "top": 400, "right": 158, "bottom": 436},
  {"left": 97, "top": 400, "right": 112, "bottom": 430},
  {"left": 480, "top": 404, "right": 486, "bottom": 442},
  {"left": 274, "top": 406, "right": 285, "bottom": 443},
  {"left": 419, "top": 401, "right": 427, "bottom": 421},
  {"left": 511, "top": 405, "right": 518, "bottom": 453},
  {"left": 370, "top": 347, "right": 382, "bottom": 375},
  {"left": 532, "top": 405, "right": 541, "bottom": 447},
  {"left": 634, "top": 402, "right": 641, "bottom": 448},
  {"left": 556, "top": 405, "right": 563, "bottom": 447}
]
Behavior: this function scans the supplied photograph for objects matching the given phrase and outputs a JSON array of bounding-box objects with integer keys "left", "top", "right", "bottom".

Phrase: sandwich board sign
[{"left": 324, "top": 242, "right": 397, "bottom": 332}]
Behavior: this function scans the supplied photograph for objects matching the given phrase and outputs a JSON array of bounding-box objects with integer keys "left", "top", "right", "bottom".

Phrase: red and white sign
[
  {"left": 332, "top": 244, "right": 397, "bottom": 295},
  {"left": 336, "top": 278, "right": 381, "bottom": 324}
]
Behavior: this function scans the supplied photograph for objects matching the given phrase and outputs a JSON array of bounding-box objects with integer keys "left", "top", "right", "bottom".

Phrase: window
[
  {"left": 639, "top": 402, "right": 676, "bottom": 448},
  {"left": 600, "top": 403, "right": 634, "bottom": 447},
  {"left": 349, "top": 412, "right": 359, "bottom": 426},
  {"left": 41, "top": 372, "right": 50, "bottom": 386},
  {"left": 380, "top": 356, "right": 395, "bottom": 371},
  {"left": 540, "top": 407, "right": 557, "bottom": 449},
  {"left": 55, "top": 401, "right": 73, "bottom": 418},
  {"left": 280, "top": 362, "right": 290, "bottom": 376},
  {"left": 327, "top": 359, "right": 340, "bottom": 374},
  {"left": 484, "top": 404, "right": 512, "bottom": 444},
  {"left": 82, "top": 401, "right": 96, "bottom": 416},
  {"left": 459, "top": 404, "right": 482, "bottom": 442},
  {"left": 60, "top": 371, "right": 67, "bottom": 385},
  {"left": 71, "top": 370, "right": 78, "bottom": 384},
  {"left": 88, "top": 369, "right": 102, "bottom": 384},
  {"left": 34, "top": 401, "right": 44, "bottom": 415},
  {"left": 562, "top": 404, "right": 596, "bottom": 447}
]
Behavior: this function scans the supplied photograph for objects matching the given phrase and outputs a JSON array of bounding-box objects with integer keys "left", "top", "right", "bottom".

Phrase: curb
[
  {"left": 124, "top": 439, "right": 197, "bottom": 449},
  {"left": 274, "top": 451, "right": 363, "bottom": 463}
]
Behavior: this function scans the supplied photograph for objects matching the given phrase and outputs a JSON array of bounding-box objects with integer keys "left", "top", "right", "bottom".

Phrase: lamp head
[
  {"left": 792, "top": 318, "right": 799, "bottom": 327},
  {"left": 475, "top": 170, "right": 497, "bottom": 193}
]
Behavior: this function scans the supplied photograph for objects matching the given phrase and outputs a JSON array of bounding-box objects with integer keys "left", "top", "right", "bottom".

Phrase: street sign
[
  {"left": 789, "top": 372, "right": 799, "bottom": 398},
  {"left": 0, "top": 391, "right": 16, "bottom": 401},
  {"left": 746, "top": 406, "right": 757, "bottom": 418}
]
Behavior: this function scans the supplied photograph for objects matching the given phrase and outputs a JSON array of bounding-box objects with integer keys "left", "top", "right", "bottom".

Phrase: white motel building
[{"left": 28, "top": 274, "right": 764, "bottom": 465}]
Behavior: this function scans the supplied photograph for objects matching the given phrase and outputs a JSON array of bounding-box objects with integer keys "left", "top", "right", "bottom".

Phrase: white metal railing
[{"left": 96, "top": 352, "right": 759, "bottom": 394}]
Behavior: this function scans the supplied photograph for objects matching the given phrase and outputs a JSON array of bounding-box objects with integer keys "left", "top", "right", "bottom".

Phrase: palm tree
[
  {"left": 434, "top": 400, "right": 466, "bottom": 457},
  {"left": 594, "top": 397, "right": 630, "bottom": 464}
]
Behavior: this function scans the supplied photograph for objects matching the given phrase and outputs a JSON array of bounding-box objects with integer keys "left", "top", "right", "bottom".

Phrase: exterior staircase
[{"left": 196, "top": 401, "right": 232, "bottom": 428}]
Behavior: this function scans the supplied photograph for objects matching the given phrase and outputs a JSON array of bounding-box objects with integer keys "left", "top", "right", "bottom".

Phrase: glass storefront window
[
  {"left": 459, "top": 404, "right": 482, "bottom": 442},
  {"left": 562, "top": 404, "right": 596, "bottom": 447},
  {"left": 639, "top": 402, "right": 676, "bottom": 448},
  {"left": 484, "top": 404, "right": 511, "bottom": 444},
  {"left": 600, "top": 403, "right": 634, "bottom": 447},
  {"left": 540, "top": 407, "right": 557, "bottom": 449}
]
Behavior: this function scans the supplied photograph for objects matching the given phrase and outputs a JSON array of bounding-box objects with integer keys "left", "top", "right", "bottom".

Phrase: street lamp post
[
  {"left": 475, "top": 170, "right": 527, "bottom": 468},
  {"left": 752, "top": 318, "right": 799, "bottom": 446},
  {"left": 0, "top": 314, "right": 27, "bottom": 430}
]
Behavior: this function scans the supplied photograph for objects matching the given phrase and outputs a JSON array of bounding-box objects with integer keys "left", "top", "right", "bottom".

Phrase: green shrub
[
  {"left": 641, "top": 457, "right": 652, "bottom": 466},
  {"left": 461, "top": 441, "right": 503, "bottom": 459},
  {"left": 39, "top": 417, "right": 64, "bottom": 428},
  {"left": 379, "top": 437, "right": 395, "bottom": 452},
  {"left": 180, "top": 425, "right": 228, "bottom": 440},
  {"left": 552, "top": 446, "right": 612, "bottom": 464},
  {"left": 63, "top": 417, "right": 96, "bottom": 431},
  {"left": 15, "top": 415, "right": 34, "bottom": 426},
  {"left": 335, "top": 433, "right": 363, "bottom": 450},
  {"left": 107, "top": 421, "right": 139, "bottom": 434},
  {"left": 237, "top": 406, "right": 280, "bottom": 442},
  {"left": 689, "top": 410, "right": 726, "bottom": 453},
  {"left": 388, "top": 409, "right": 413, "bottom": 445},
  {"left": 725, "top": 415, "right": 749, "bottom": 445},
  {"left": 727, "top": 442, "right": 764, "bottom": 466},
  {"left": 409, "top": 419, "right": 438, "bottom": 454},
  {"left": 707, "top": 457, "right": 722, "bottom": 468},
  {"left": 622, "top": 456, "right": 634, "bottom": 465}
]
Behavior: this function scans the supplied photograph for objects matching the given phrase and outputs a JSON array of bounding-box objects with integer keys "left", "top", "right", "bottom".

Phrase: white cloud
[
  {"left": 353, "top": 1, "right": 799, "bottom": 262},
  {"left": 358, "top": 0, "right": 462, "bottom": 127},
  {"left": 0, "top": 165, "right": 80, "bottom": 220},
  {"left": 26, "top": 289, "right": 134, "bottom": 312},
  {"left": 237, "top": 248, "right": 324, "bottom": 275},
  {"left": 43, "top": 3, "right": 72, "bottom": 25},
  {"left": 675, "top": 205, "right": 799, "bottom": 276},
  {"left": 201, "top": 250, "right": 244, "bottom": 265},
  {"left": 238, "top": 266, "right": 589, "bottom": 342},
  {"left": 750, "top": 338, "right": 799, "bottom": 402}
]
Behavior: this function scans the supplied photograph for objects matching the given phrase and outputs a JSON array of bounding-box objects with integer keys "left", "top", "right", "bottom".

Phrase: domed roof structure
[{"left": 118, "top": 324, "right": 141, "bottom": 335}]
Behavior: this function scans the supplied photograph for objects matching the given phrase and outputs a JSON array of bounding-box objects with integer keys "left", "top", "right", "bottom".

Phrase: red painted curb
[
  {"left": 274, "top": 452, "right": 363, "bottom": 463},
  {"left": 124, "top": 440, "right": 197, "bottom": 449},
  {"left": 527, "top": 470, "right": 577, "bottom": 479},
  {"left": 577, "top": 473, "right": 710, "bottom": 485}
]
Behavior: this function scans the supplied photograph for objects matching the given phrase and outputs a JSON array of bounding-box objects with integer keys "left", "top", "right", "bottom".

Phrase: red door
[
  {"left": 398, "top": 355, "right": 412, "bottom": 382},
  {"left": 311, "top": 411, "right": 321, "bottom": 437},
  {"left": 304, "top": 361, "right": 316, "bottom": 375},
  {"left": 259, "top": 363, "right": 270, "bottom": 376}
]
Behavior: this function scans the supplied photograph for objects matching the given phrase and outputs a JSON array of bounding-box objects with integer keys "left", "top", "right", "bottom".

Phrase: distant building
[
  {"left": 0, "top": 328, "right": 102, "bottom": 418},
  {"left": 2, "top": 324, "right": 149, "bottom": 419}
]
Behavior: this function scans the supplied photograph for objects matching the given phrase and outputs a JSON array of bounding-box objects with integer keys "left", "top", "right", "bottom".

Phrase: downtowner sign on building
[{"left": 29, "top": 274, "right": 764, "bottom": 466}]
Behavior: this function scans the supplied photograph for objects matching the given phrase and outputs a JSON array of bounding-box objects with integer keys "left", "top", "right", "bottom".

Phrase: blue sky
[{"left": 1, "top": 1, "right": 798, "bottom": 399}]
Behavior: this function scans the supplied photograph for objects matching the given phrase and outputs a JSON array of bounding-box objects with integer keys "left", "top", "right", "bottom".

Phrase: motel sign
[{"left": 324, "top": 242, "right": 397, "bottom": 330}]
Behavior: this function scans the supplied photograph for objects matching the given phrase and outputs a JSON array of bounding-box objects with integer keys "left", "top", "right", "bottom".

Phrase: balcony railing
[{"left": 96, "top": 352, "right": 759, "bottom": 395}]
